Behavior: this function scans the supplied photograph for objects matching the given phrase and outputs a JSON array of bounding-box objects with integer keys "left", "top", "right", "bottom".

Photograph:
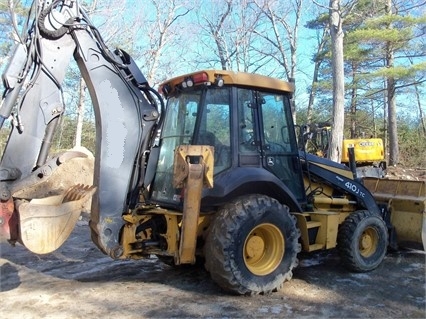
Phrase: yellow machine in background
[
  {"left": 341, "top": 138, "right": 386, "bottom": 178},
  {"left": 300, "top": 123, "right": 386, "bottom": 177},
  {"left": 341, "top": 138, "right": 384, "bottom": 163}
]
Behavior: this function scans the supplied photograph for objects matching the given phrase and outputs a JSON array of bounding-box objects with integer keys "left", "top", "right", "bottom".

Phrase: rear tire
[
  {"left": 337, "top": 210, "right": 388, "bottom": 272},
  {"left": 204, "top": 195, "right": 300, "bottom": 295}
]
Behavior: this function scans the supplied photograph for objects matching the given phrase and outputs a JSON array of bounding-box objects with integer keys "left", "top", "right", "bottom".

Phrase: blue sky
[{"left": 1, "top": 0, "right": 424, "bottom": 123}]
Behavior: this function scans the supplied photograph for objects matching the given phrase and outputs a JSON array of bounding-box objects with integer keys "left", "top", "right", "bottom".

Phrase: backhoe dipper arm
[
  {"left": 73, "top": 28, "right": 160, "bottom": 257},
  {"left": 0, "top": 1, "right": 160, "bottom": 257}
]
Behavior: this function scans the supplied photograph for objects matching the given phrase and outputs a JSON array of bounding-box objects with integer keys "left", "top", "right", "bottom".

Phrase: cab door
[{"left": 257, "top": 91, "right": 305, "bottom": 202}]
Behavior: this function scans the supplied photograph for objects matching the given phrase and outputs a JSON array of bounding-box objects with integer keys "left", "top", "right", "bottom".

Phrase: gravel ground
[{"left": 1, "top": 220, "right": 425, "bottom": 319}]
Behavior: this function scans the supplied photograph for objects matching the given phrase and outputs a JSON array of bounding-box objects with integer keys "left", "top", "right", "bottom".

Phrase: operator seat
[{"left": 198, "top": 131, "right": 230, "bottom": 168}]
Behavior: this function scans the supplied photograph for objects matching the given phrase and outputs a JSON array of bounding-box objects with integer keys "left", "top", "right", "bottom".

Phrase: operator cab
[{"left": 150, "top": 70, "right": 306, "bottom": 211}]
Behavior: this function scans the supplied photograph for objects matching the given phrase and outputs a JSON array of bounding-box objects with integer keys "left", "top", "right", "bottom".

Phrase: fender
[{"left": 202, "top": 167, "right": 303, "bottom": 213}]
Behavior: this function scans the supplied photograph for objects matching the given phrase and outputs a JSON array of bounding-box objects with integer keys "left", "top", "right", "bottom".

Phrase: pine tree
[{"left": 346, "top": 0, "right": 426, "bottom": 165}]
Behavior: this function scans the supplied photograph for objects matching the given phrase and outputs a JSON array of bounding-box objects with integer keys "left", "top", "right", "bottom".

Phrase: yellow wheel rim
[
  {"left": 359, "top": 227, "right": 379, "bottom": 257},
  {"left": 243, "top": 223, "right": 284, "bottom": 276}
]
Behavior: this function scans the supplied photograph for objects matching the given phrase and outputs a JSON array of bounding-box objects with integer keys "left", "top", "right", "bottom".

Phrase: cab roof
[{"left": 159, "top": 70, "right": 294, "bottom": 97}]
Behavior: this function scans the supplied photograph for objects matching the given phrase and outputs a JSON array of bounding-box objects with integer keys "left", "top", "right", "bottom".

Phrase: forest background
[{"left": 0, "top": 0, "right": 425, "bottom": 167}]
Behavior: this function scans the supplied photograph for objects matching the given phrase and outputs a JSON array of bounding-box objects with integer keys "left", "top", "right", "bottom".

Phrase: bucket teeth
[{"left": 63, "top": 184, "right": 96, "bottom": 203}]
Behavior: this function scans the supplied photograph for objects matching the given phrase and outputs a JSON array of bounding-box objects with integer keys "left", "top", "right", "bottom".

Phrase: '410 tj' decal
[{"left": 344, "top": 181, "right": 366, "bottom": 198}]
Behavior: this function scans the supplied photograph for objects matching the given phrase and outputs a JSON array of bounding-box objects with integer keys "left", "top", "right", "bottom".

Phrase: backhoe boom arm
[{"left": 0, "top": 0, "right": 161, "bottom": 256}]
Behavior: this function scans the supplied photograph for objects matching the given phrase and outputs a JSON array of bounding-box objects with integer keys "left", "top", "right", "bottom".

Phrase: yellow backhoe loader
[{"left": 0, "top": 0, "right": 424, "bottom": 295}]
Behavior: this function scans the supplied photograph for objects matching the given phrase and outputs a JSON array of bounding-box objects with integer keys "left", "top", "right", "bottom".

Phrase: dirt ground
[
  {"left": 0, "top": 159, "right": 425, "bottom": 319},
  {"left": 0, "top": 218, "right": 425, "bottom": 319},
  {"left": 385, "top": 166, "right": 426, "bottom": 181}
]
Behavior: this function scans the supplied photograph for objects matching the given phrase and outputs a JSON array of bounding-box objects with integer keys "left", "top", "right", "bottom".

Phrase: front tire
[
  {"left": 337, "top": 210, "right": 388, "bottom": 272},
  {"left": 204, "top": 195, "right": 300, "bottom": 295}
]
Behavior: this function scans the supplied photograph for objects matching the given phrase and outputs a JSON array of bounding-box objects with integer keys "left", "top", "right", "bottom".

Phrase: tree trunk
[
  {"left": 206, "top": 0, "right": 232, "bottom": 71},
  {"left": 349, "top": 62, "right": 358, "bottom": 139},
  {"left": 385, "top": 0, "right": 399, "bottom": 166},
  {"left": 387, "top": 73, "right": 398, "bottom": 165},
  {"left": 371, "top": 100, "right": 377, "bottom": 138},
  {"left": 329, "top": 0, "right": 345, "bottom": 162},
  {"left": 414, "top": 84, "right": 426, "bottom": 136},
  {"left": 8, "top": 0, "right": 21, "bottom": 43},
  {"left": 74, "top": 78, "right": 86, "bottom": 148},
  {"left": 306, "top": 27, "right": 328, "bottom": 125}
]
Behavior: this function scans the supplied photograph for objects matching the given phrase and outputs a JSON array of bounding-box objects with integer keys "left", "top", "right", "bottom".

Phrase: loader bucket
[
  {"left": 363, "top": 177, "right": 426, "bottom": 250},
  {"left": 15, "top": 184, "right": 96, "bottom": 254}
]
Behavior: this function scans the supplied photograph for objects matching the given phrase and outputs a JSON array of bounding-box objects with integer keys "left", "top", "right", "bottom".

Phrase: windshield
[{"left": 150, "top": 88, "right": 231, "bottom": 206}]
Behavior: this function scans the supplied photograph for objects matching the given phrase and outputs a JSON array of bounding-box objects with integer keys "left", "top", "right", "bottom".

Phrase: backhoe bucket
[
  {"left": 364, "top": 178, "right": 426, "bottom": 250},
  {"left": 15, "top": 184, "right": 96, "bottom": 254}
]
